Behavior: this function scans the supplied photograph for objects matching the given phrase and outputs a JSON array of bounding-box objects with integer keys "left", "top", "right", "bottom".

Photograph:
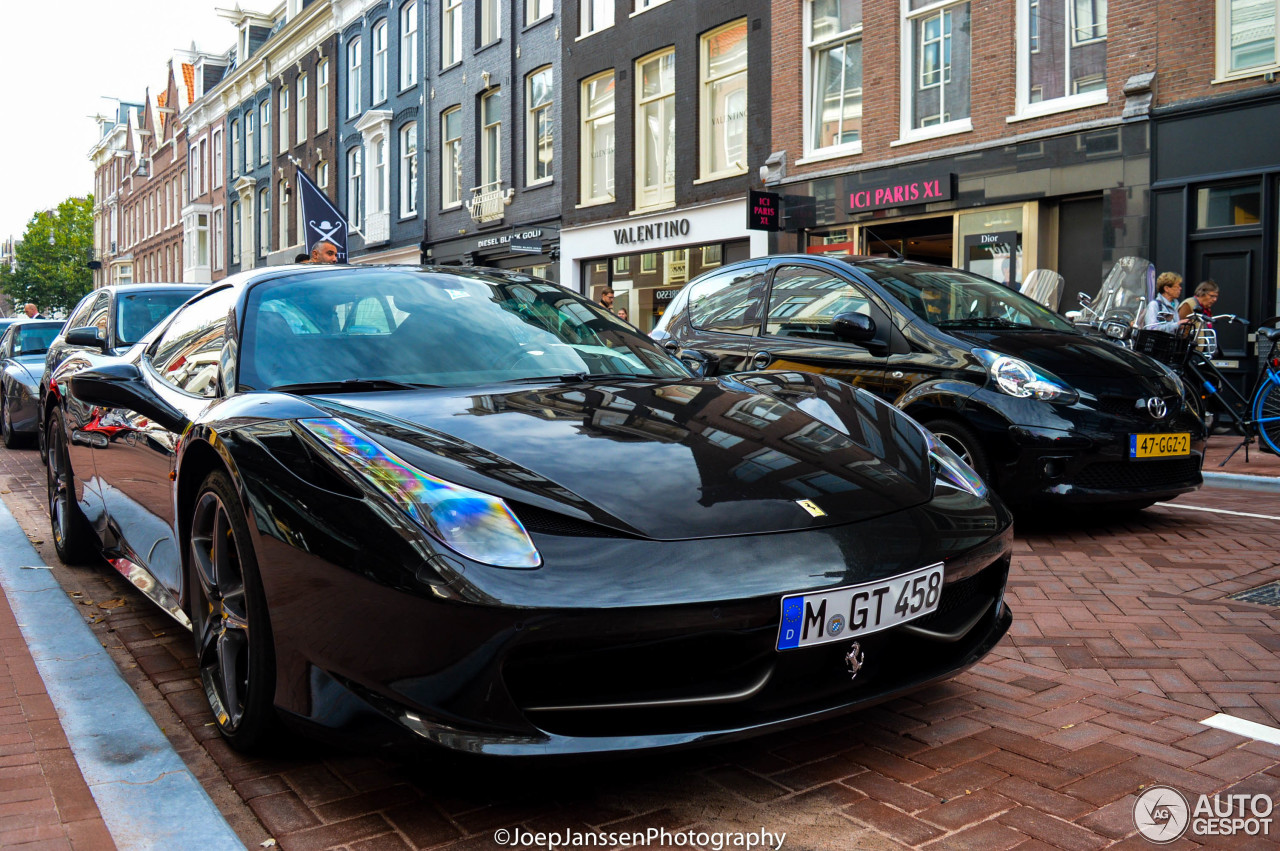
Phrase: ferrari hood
[{"left": 307, "top": 374, "right": 935, "bottom": 540}]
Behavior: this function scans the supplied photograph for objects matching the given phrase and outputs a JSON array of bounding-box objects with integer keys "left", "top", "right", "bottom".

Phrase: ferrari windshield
[
  {"left": 853, "top": 261, "right": 1074, "bottom": 332},
  {"left": 239, "top": 267, "right": 690, "bottom": 390}
]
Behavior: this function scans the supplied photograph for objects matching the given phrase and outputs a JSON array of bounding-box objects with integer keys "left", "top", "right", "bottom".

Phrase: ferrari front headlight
[
  {"left": 300, "top": 418, "right": 541, "bottom": 569},
  {"left": 919, "top": 426, "right": 988, "bottom": 499}
]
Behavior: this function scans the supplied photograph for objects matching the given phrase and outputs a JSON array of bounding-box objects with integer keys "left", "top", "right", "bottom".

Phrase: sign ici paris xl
[{"left": 849, "top": 173, "right": 954, "bottom": 213}]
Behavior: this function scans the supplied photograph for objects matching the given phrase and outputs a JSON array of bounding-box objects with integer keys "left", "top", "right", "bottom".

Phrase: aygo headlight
[
  {"left": 976, "top": 349, "right": 1079, "bottom": 405},
  {"left": 300, "top": 418, "right": 541, "bottom": 568}
]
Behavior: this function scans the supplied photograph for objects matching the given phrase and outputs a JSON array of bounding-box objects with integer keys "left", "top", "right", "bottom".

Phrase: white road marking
[
  {"left": 1155, "top": 502, "right": 1280, "bottom": 521},
  {"left": 1202, "top": 712, "right": 1280, "bottom": 747}
]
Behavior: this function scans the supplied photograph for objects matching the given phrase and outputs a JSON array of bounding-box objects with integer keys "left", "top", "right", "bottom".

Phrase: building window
[
  {"left": 636, "top": 0, "right": 672, "bottom": 10},
  {"left": 213, "top": 208, "right": 223, "bottom": 270},
  {"left": 528, "top": 0, "right": 552, "bottom": 23},
  {"left": 905, "top": 0, "right": 972, "bottom": 133},
  {"left": 213, "top": 128, "right": 224, "bottom": 187},
  {"left": 317, "top": 160, "right": 329, "bottom": 190},
  {"left": 347, "top": 147, "right": 363, "bottom": 229},
  {"left": 260, "top": 100, "right": 271, "bottom": 165},
  {"left": 481, "top": 88, "right": 502, "bottom": 187},
  {"left": 280, "top": 85, "right": 291, "bottom": 152},
  {"left": 1019, "top": 0, "right": 1107, "bottom": 112},
  {"left": 245, "top": 111, "right": 255, "bottom": 171},
  {"left": 701, "top": 19, "right": 748, "bottom": 179},
  {"left": 635, "top": 49, "right": 675, "bottom": 209},
  {"left": 401, "top": 3, "right": 419, "bottom": 89},
  {"left": 807, "top": 0, "right": 862, "bottom": 152},
  {"left": 527, "top": 67, "right": 553, "bottom": 185},
  {"left": 279, "top": 182, "right": 290, "bottom": 250},
  {"left": 443, "top": 0, "right": 462, "bottom": 67},
  {"left": 1197, "top": 182, "right": 1262, "bottom": 229},
  {"left": 297, "top": 74, "right": 308, "bottom": 142},
  {"left": 348, "top": 37, "right": 363, "bottom": 117},
  {"left": 442, "top": 107, "right": 462, "bottom": 207},
  {"left": 374, "top": 135, "right": 389, "bottom": 214},
  {"left": 400, "top": 124, "right": 418, "bottom": 217},
  {"left": 259, "top": 187, "right": 270, "bottom": 255},
  {"left": 581, "top": 72, "right": 615, "bottom": 204},
  {"left": 480, "top": 0, "right": 500, "bottom": 46},
  {"left": 189, "top": 141, "right": 204, "bottom": 197},
  {"left": 581, "top": 0, "right": 614, "bottom": 36},
  {"left": 373, "top": 20, "right": 388, "bottom": 104},
  {"left": 196, "top": 212, "right": 210, "bottom": 267},
  {"left": 317, "top": 61, "right": 330, "bottom": 132},
  {"left": 1218, "top": 0, "right": 1279, "bottom": 77}
]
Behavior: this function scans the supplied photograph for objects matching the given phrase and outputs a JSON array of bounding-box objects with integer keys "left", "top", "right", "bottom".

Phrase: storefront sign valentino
[
  {"left": 613, "top": 218, "right": 691, "bottom": 246},
  {"left": 849, "top": 173, "right": 954, "bottom": 213}
]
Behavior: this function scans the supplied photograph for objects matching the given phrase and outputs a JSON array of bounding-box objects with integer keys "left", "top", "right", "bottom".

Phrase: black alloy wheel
[
  {"left": 1, "top": 396, "right": 16, "bottom": 448},
  {"left": 188, "top": 470, "right": 277, "bottom": 752},
  {"left": 922, "top": 418, "right": 992, "bottom": 485},
  {"left": 45, "top": 410, "right": 97, "bottom": 564}
]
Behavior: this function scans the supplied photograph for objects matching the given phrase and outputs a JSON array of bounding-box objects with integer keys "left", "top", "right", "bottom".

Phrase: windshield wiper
[
  {"left": 934, "top": 317, "right": 1020, "bottom": 329},
  {"left": 501, "top": 372, "right": 653, "bottom": 385},
  {"left": 269, "top": 378, "right": 436, "bottom": 394}
]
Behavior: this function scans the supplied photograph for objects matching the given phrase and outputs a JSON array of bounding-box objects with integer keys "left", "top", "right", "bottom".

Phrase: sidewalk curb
[
  {"left": 0, "top": 500, "right": 243, "bottom": 850},
  {"left": 1202, "top": 471, "right": 1280, "bottom": 493}
]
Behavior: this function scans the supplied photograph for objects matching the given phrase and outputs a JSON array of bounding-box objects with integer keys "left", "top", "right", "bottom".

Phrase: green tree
[{"left": 1, "top": 196, "right": 95, "bottom": 315}]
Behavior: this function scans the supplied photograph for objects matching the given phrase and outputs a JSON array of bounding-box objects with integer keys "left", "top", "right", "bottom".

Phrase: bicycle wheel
[{"left": 1254, "top": 371, "right": 1280, "bottom": 455}]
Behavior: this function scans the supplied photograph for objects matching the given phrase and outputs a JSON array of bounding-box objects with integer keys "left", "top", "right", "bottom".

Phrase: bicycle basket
[
  {"left": 1134, "top": 328, "right": 1194, "bottom": 366},
  {"left": 1193, "top": 323, "right": 1218, "bottom": 357}
]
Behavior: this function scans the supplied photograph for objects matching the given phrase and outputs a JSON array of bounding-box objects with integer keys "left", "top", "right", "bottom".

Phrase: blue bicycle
[{"left": 1177, "top": 314, "right": 1280, "bottom": 464}]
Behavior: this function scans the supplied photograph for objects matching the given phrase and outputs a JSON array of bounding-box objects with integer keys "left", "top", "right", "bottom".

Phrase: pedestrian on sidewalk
[
  {"left": 22, "top": 303, "right": 43, "bottom": 319},
  {"left": 1178, "top": 279, "right": 1219, "bottom": 322},
  {"left": 1144, "top": 272, "right": 1190, "bottom": 333}
]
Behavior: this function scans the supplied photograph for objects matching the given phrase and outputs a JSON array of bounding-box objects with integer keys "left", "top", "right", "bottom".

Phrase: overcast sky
[{"left": 0, "top": 2, "right": 269, "bottom": 240}]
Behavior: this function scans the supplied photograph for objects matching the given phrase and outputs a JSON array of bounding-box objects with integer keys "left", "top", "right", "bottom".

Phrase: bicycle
[{"left": 1150, "top": 313, "right": 1280, "bottom": 465}]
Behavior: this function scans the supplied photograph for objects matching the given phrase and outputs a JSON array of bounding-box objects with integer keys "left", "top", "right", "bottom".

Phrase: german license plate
[
  {"left": 1129, "top": 433, "right": 1190, "bottom": 459},
  {"left": 777, "top": 563, "right": 944, "bottom": 650}
]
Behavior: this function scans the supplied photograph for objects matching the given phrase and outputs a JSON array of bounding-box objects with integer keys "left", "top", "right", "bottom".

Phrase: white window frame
[
  {"left": 279, "top": 182, "right": 290, "bottom": 251},
  {"left": 213, "top": 208, "right": 223, "bottom": 270},
  {"left": 374, "top": 135, "right": 389, "bottom": 214},
  {"left": 580, "top": 71, "right": 616, "bottom": 205},
  {"left": 259, "top": 100, "right": 271, "bottom": 165},
  {"left": 1215, "top": 0, "right": 1280, "bottom": 81},
  {"left": 580, "top": 0, "right": 614, "bottom": 37},
  {"left": 348, "top": 37, "right": 363, "bottom": 117},
  {"left": 400, "top": 123, "right": 418, "bottom": 217},
  {"left": 527, "top": 0, "right": 552, "bottom": 24},
  {"left": 442, "top": 107, "right": 462, "bottom": 208},
  {"left": 373, "top": 20, "right": 388, "bottom": 104},
  {"left": 280, "top": 84, "right": 291, "bottom": 152},
  {"left": 480, "top": 0, "right": 500, "bottom": 47},
  {"left": 634, "top": 48, "right": 676, "bottom": 211},
  {"left": 634, "top": 0, "right": 672, "bottom": 13},
  {"left": 259, "top": 187, "right": 270, "bottom": 256},
  {"left": 481, "top": 88, "right": 502, "bottom": 188},
  {"left": 896, "top": 0, "right": 973, "bottom": 145},
  {"left": 443, "top": 0, "right": 462, "bottom": 67},
  {"left": 802, "top": 0, "right": 864, "bottom": 161},
  {"left": 245, "top": 112, "right": 255, "bottom": 171},
  {"left": 347, "top": 147, "right": 363, "bottom": 229},
  {"left": 298, "top": 73, "right": 309, "bottom": 142},
  {"left": 213, "top": 128, "right": 224, "bottom": 188},
  {"left": 317, "top": 160, "right": 329, "bottom": 190},
  {"left": 700, "top": 19, "right": 749, "bottom": 181},
  {"left": 401, "top": 3, "right": 419, "bottom": 89},
  {"left": 1011, "top": 0, "right": 1108, "bottom": 121},
  {"left": 317, "top": 61, "right": 330, "bottom": 132},
  {"left": 527, "top": 66, "right": 553, "bottom": 186}
]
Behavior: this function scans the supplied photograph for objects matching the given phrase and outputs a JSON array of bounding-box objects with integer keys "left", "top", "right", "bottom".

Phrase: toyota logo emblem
[{"left": 1146, "top": 397, "right": 1168, "bottom": 419}]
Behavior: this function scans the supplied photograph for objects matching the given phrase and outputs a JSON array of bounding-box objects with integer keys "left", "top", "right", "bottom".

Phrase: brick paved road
[{"left": 3, "top": 439, "right": 1280, "bottom": 850}]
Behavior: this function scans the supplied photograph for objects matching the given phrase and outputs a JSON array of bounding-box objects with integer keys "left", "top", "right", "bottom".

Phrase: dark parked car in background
[
  {"left": 1, "top": 319, "right": 63, "bottom": 447},
  {"left": 39, "top": 283, "right": 204, "bottom": 458},
  {"left": 44, "top": 264, "right": 1011, "bottom": 756},
  {"left": 653, "top": 256, "right": 1205, "bottom": 510}
]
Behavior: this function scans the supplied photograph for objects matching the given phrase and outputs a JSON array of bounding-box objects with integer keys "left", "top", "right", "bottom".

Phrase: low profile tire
[
  {"left": 45, "top": 411, "right": 98, "bottom": 564},
  {"left": 188, "top": 470, "right": 278, "bottom": 752},
  {"left": 922, "top": 418, "right": 992, "bottom": 484},
  {"left": 1, "top": 396, "right": 18, "bottom": 448}
]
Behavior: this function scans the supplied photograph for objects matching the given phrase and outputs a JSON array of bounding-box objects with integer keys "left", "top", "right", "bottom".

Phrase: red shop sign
[{"left": 849, "top": 174, "right": 953, "bottom": 213}]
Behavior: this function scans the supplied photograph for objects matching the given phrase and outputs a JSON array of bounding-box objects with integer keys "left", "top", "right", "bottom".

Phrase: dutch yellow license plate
[{"left": 1129, "top": 433, "right": 1190, "bottom": 459}]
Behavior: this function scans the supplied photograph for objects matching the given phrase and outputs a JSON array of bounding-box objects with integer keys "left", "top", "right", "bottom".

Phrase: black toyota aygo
[{"left": 652, "top": 255, "right": 1205, "bottom": 510}]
